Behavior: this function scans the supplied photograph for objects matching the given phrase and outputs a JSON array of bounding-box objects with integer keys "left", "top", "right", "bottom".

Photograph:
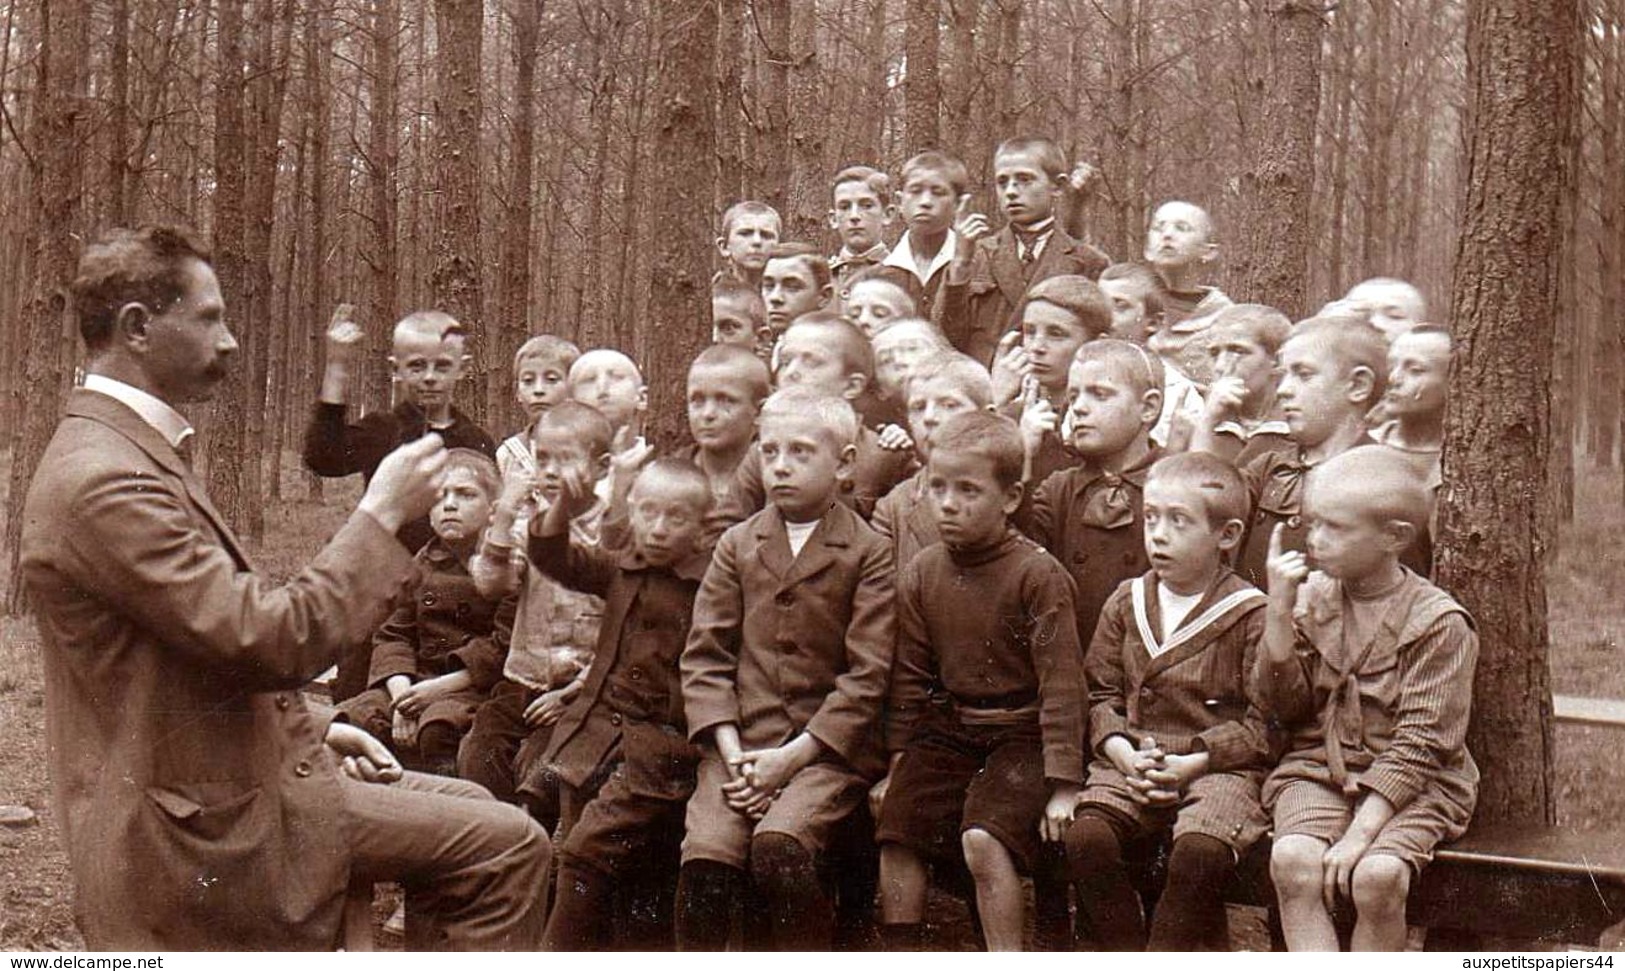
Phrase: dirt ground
[{"left": 2, "top": 459, "right": 1622, "bottom": 950}]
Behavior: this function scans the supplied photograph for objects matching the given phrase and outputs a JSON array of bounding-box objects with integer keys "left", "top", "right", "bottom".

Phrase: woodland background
[{"left": 0, "top": 0, "right": 1614, "bottom": 844}]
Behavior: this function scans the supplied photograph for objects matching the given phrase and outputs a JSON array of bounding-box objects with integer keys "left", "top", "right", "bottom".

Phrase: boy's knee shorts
[
  {"left": 340, "top": 685, "right": 483, "bottom": 741},
  {"left": 1075, "top": 760, "right": 1268, "bottom": 854},
  {"left": 681, "top": 756, "right": 866, "bottom": 869},
  {"left": 558, "top": 768, "right": 687, "bottom": 878},
  {"left": 1265, "top": 775, "right": 1472, "bottom": 874},
  {"left": 876, "top": 720, "right": 1048, "bottom": 871}
]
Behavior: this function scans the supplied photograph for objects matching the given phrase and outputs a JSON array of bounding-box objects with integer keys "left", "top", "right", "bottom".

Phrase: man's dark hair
[{"left": 71, "top": 225, "right": 213, "bottom": 351}]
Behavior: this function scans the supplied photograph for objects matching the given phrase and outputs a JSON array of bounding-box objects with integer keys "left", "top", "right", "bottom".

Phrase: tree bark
[
  {"left": 758, "top": 0, "right": 790, "bottom": 214},
  {"left": 1436, "top": 0, "right": 1577, "bottom": 829},
  {"left": 1233, "top": 0, "right": 1323, "bottom": 319},
  {"left": 494, "top": 0, "right": 541, "bottom": 429},
  {"left": 367, "top": 0, "right": 401, "bottom": 416},
  {"left": 5, "top": 0, "right": 86, "bottom": 614},
  {"left": 786, "top": 0, "right": 826, "bottom": 241},
  {"left": 905, "top": 0, "right": 940, "bottom": 148},
  {"left": 645, "top": 0, "right": 717, "bottom": 453},
  {"left": 431, "top": 0, "right": 487, "bottom": 422}
]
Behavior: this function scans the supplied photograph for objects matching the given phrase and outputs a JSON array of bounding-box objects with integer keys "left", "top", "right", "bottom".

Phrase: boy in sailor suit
[{"left": 1061, "top": 452, "right": 1271, "bottom": 950}]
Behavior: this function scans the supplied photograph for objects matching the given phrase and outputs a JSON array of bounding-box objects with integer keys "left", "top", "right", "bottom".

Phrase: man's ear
[
  {"left": 1346, "top": 365, "right": 1377, "bottom": 407},
  {"left": 115, "top": 302, "right": 152, "bottom": 352},
  {"left": 1217, "top": 517, "right": 1245, "bottom": 552}
]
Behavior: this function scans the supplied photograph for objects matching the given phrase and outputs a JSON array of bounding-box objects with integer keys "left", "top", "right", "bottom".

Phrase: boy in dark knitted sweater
[{"left": 875, "top": 412, "right": 1085, "bottom": 951}]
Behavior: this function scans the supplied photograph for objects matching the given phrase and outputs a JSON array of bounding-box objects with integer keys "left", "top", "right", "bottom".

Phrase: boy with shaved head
[
  {"left": 1142, "top": 201, "right": 1233, "bottom": 386},
  {"left": 1258, "top": 446, "right": 1478, "bottom": 951},
  {"left": 305, "top": 308, "right": 498, "bottom": 699}
]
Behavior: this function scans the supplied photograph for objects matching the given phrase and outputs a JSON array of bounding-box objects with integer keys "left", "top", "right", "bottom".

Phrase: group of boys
[{"left": 304, "top": 134, "right": 1467, "bottom": 953}]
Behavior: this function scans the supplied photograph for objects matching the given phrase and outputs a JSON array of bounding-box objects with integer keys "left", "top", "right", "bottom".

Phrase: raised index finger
[{"left": 1268, "top": 522, "right": 1286, "bottom": 559}]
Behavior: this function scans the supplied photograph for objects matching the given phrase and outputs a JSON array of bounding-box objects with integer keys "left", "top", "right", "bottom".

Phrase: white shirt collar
[
  {"left": 883, "top": 230, "right": 958, "bottom": 286},
  {"left": 83, "top": 373, "right": 195, "bottom": 450}
]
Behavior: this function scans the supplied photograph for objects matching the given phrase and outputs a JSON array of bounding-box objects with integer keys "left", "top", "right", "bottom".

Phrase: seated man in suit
[{"left": 20, "top": 225, "right": 550, "bottom": 951}]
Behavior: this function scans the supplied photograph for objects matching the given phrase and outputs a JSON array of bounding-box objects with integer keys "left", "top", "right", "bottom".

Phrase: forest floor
[{"left": 2, "top": 453, "right": 1623, "bottom": 951}]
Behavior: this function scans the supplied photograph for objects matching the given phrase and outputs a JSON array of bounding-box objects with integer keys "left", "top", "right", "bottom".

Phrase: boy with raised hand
[
  {"left": 536, "top": 459, "right": 715, "bottom": 951},
  {"left": 871, "top": 351, "right": 992, "bottom": 572},
  {"left": 342, "top": 449, "right": 516, "bottom": 777},
  {"left": 712, "top": 313, "right": 913, "bottom": 529},
  {"left": 458, "top": 402, "right": 613, "bottom": 821},
  {"left": 828, "top": 165, "right": 897, "bottom": 290},
  {"left": 678, "top": 388, "right": 895, "bottom": 951},
  {"left": 1142, "top": 201, "right": 1233, "bottom": 387},
  {"left": 715, "top": 200, "right": 782, "bottom": 289},
  {"left": 1234, "top": 318, "right": 1387, "bottom": 590},
  {"left": 878, "top": 151, "right": 972, "bottom": 328},
  {"left": 681, "top": 344, "right": 771, "bottom": 508},
  {"left": 943, "top": 136, "right": 1111, "bottom": 365},
  {"left": 305, "top": 307, "right": 498, "bottom": 701},
  {"left": 712, "top": 277, "right": 771, "bottom": 357},
  {"left": 1064, "top": 452, "right": 1270, "bottom": 951},
  {"left": 1188, "top": 304, "right": 1294, "bottom": 464},
  {"left": 1022, "top": 339, "right": 1165, "bottom": 669},
  {"left": 1258, "top": 447, "right": 1478, "bottom": 952},
  {"left": 875, "top": 411, "right": 1084, "bottom": 952},
  {"left": 761, "top": 242, "right": 836, "bottom": 339}
]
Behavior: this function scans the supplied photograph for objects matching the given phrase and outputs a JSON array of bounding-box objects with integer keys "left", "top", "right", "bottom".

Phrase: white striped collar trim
[{"left": 1131, "top": 576, "right": 1266, "bottom": 660}]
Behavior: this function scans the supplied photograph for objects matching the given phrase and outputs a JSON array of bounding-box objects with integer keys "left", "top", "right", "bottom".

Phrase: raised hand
[
  {"left": 990, "top": 331, "right": 1028, "bottom": 406},
  {"left": 953, "top": 194, "right": 993, "bottom": 247},
  {"left": 875, "top": 423, "right": 914, "bottom": 452},
  {"left": 1266, "top": 523, "right": 1310, "bottom": 608},
  {"left": 325, "top": 304, "right": 363, "bottom": 370},
  {"left": 360, "top": 433, "right": 448, "bottom": 533}
]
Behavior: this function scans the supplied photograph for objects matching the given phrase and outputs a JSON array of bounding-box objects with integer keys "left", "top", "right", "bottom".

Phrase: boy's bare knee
[
  {"left": 960, "top": 827, "right": 1010, "bottom": 878},
  {"left": 1269, "top": 836, "right": 1326, "bottom": 897},
  {"left": 1351, "top": 854, "right": 1409, "bottom": 913}
]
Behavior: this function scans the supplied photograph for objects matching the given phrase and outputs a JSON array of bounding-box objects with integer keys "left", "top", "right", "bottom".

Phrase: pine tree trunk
[
  {"left": 1436, "top": 0, "right": 1577, "bottom": 829},
  {"left": 5, "top": 0, "right": 86, "bottom": 614},
  {"left": 431, "top": 0, "right": 486, "bottom": 422},
  {"left": 759, "top": 0, "right": 790, "bottom": 215},
  {"left": 716, "top": 0, "right": 746, "bottom": 208},
  {"left": 368, "top": 0, "right": 401, "bottom": 416},
  {"left": 645, "top": 0, "right": 717, "bottom": 452},
  {"left": 1233, "top": 0, "right": 1323, "bottom": 319},
  {"left": 786, "top": 0, "right": 825, "bottom": 241},
  {"left": 495, "top": 0, "right": 540, "bottom": 430},
  {"left": 905, "top": 0, "right": 940, "bottom": 148}
]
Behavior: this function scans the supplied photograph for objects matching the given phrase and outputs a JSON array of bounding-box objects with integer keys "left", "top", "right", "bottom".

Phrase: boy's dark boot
[
  {"left": 1065, "top": 811, "right": 1148, "bottom": 951},
  {"left": 675, "top": 859, "right": 743, "bottom": 950},
  {"left": 878, "top": 921, "right": 928, "bottom": 951},
  {"left": 1147, "top": 834, "right": 1234, "bottom": 950},
  {"left": 542, "top": 864, "right": 614, "bottom": 950},
  {"left": 750, "top": 832, "right": 833, "bottom": 950}
]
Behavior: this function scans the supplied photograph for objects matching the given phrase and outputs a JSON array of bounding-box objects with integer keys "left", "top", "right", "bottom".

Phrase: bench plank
[{"left": 1554, "top": 694, "right": 1625, "bottom": 728}]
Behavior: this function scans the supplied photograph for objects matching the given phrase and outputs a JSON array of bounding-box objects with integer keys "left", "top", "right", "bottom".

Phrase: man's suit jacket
[
  {"left": 20, "top": 389, "right": 416, "bottom": 949},
  {"left": 941, "top": 225, "right": 1111, "bottom": 365}
]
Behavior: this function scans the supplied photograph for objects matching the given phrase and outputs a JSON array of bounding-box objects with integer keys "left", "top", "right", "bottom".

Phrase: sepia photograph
[{"left": 0, "top": 0, "right": 1620, "bottom": 954}]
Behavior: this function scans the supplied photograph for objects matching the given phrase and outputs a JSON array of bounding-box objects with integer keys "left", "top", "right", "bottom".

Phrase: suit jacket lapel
[
  {"left": 989, "top": 229, "right": 1028, "bottom": 306},
  {"left": 782, "top": 504, "right": 850, "bottom": 587},
  {"left": 68, "top": 390, "right": 255, "bottom": 570},
  {"left": 1032, "top": 230, "right": 1077, "bottom": 282},
  {"left": 752, "top": 505, "right": 794, "bottom": 581}
]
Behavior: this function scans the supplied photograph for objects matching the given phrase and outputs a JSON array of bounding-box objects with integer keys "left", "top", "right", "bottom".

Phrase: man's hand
[
  {"left": 1041, "top": 783, "right": 1082, "bottom": 842},
  {"left": 1321, "top": 829, "right": 1374, "bottom": 911},
  {"left": 359, "top": 434, "right": 448, "bottom": 534},
  {"left": 1266, "top": 523, "right": 1310, "bottom": 610},
  {"left": 875, "top": 424, "right": 914, "bottom": 452},
  {"left": 523, "top": 684, "right": 577, "bottom": 727},
  {"left": 327, "top": 720, "right": 403, "bottom": 784}
]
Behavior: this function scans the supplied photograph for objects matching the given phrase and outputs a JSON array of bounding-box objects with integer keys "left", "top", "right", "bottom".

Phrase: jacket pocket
[{"left": 145, "top": 781, "right": 265, "bottom": 843}]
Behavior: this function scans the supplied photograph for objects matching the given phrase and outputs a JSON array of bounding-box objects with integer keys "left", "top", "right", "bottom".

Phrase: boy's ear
[
  {"left": 826, "top": 209, "right": 841, "bottom": 232},
  {"left": 594, "top": 451, "right": 614, "bottom": 481},
  {"left": 880, "top": 202, "right": 899, "bottom": 227},
  {"left": 819, "top": 282, "right": 836, "bottom": 306},
  {"left": 835, "top": 442, "right": 858, "bottom": 480},
  {"left": 1140, "top": 387, "right": 1163, "bottom": 427},
  {"left": 1198, "top": 239, "right": 1219, "bottom": 265},
  {"left": 842, "top": 372, "right": 869, "bottom": 402},
  {"left": 636, "top": 383, "right": 649, "bottom": 414},
  {"left": 1346, "top": 364, "right": 1378, "bottom": 407},
  {"left": 1382, "top": 518, "right": 1418, "bottom": 555},
  {"left": 714, "top": 236, "right": 730, "bottom": 260},
  {"left": 1002, "top": 480, "right": 1025, "bottom": 516},
  {"left": 1217, "top": 517, "right": 1246, "bottom": 552}
]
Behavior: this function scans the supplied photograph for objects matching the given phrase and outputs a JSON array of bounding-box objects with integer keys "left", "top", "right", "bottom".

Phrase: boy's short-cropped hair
[
  {"left": 831, "top": 164, "right": 893, "bottom": 201},
  {"left": 994, "top": 136, "right": 1068, "bottom": 180},
  {"left": 1308, "top": 445, "right": 1431, "bottom": 532},
  {"left": 535, "top": 399, "right": 615, "bottom": 459},
  {"left": 1023, "top": 275, "right": 1113, "bottom": 339},
  {"left": 691, "top": 343, "right": 772, "bottom": 403},
  {"left": 766, "top": 242, "right": 833, "bottom": 293},
  {"left": 1210, "top": 303, "right": 1293, "bottom": 355},
  {"left": 513, "top": 334, "right": 581, "bottom": 375},
  {"left": 634, "top": 457, "right": 716, "bottom": 515},
  {"left": 1097, "top": 262, "right": 1166, "bottom": 322},
  {"left": 442, "top": 448, "right": 503, "bottom": 500},
  {"left": 1146, "top": 451, "right": 1251, "bottom": 528},
  {"left": 928, "top": 411, "right": 1025, "bottom": 490},
  {"left": 758, "top": 387, "right": 860, "bottom": 449},
  {"left": 1074, "top": 338, "right": 1166, "bottom": 400},
  {"left": 900, "top": 151, "right": 970, "bottom": 197},
  {"left": 713, "top": 276, "right": 767, "bottom": 316},
  {"left": 396, "top": 309, "right": 467, "bottom": 344},
  {"left": 903, "top": 351, "right": 993, "bottom": 408},
  {"left": 721, "top": 200, "right": 782, "bottom": 237},
  {"left": 1287, "top": 316, "right": 1390, "bottom": 403},
  {"left": 786, "top": 311, "right": 874, "bottom": 380}
]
